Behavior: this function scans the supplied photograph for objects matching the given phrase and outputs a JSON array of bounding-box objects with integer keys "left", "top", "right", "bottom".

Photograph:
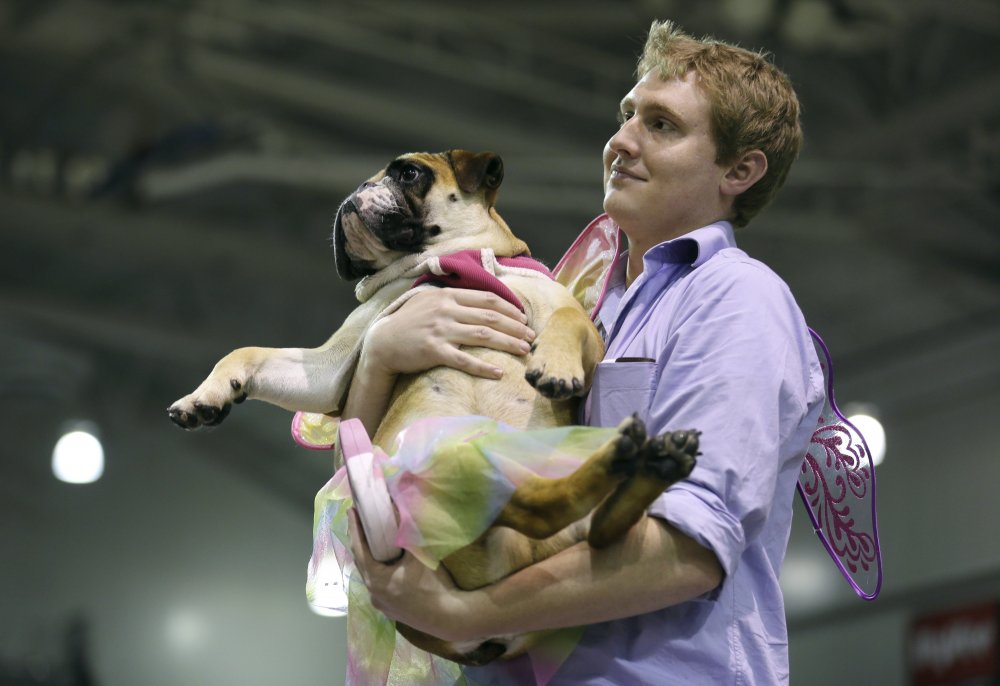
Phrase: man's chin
[{"left": 603, "top": 192, "right": 630, "bottom": 223}]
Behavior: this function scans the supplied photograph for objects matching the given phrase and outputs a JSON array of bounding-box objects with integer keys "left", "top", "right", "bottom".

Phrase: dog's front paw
[
  {"left": 524, "top": 348, "right": 587, "bottom": 400},
  {"left": 167, "top": 377, "right": 248, "bottom": 430},
  {"left": 641, "top": 429, "right": 699, "bottom": 483}
]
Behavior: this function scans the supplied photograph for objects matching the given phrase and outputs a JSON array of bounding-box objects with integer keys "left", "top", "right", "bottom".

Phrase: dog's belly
[{"left": 374, "top": 347, "right": 576, "bottom": 448}]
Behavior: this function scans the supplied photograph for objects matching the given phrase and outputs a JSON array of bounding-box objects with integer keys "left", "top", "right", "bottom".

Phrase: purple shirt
[{"left": 465, "top": 221, "right": 824, "bottom": 685}]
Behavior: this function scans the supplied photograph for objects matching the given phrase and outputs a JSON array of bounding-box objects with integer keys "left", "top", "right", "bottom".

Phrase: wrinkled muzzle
[
  {"left": 332, "top": 181, "right": 423, "bottom": 280},
  {"left": 332, "top": 199, "right": 368, "bottom": 280}
]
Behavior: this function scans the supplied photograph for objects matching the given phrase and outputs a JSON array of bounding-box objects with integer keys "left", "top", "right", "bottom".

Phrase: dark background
[{"left": 2, "top": 1, "right": 999, "bottom": 684}]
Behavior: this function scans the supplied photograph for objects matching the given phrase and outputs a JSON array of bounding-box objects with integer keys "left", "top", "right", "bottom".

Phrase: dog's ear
[{"left": 449, "top": 150, "right": 504, "bottom": 195}]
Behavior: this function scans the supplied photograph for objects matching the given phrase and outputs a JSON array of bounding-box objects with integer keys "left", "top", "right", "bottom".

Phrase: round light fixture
[
  {"left": 52, "top": 423, "right": 104, "bottom": 484},
  {"left": 847, "top": 413, "right": 886, "bottom": 467}
]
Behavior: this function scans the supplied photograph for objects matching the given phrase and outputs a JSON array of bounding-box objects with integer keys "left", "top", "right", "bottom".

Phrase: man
[{"left": 344, "top": 20, "right": 824, "bottom": 685}]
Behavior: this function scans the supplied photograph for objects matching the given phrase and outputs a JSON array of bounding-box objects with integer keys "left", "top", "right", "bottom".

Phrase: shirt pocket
[{"left": 587, "top": 358, "right": 657, "bottom": 428}]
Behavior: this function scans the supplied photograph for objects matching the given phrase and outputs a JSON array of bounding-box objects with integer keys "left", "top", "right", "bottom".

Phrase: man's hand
[
  {"left": 348, "top": 508, "right": 481, "bottom": 643},
  {"left": 365, "top": 288, "right": 536, "bottom": 380}
]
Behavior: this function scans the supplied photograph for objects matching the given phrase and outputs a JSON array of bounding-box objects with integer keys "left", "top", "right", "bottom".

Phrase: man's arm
[
  {"left": 349, "top": 508, "right": 722, "bottom": 642},
  {"left": 342, "top": 287, "right": 535, "bottom": 433},
  {"left": 343, "top": 286, "right": 721, "bottom": 641}
]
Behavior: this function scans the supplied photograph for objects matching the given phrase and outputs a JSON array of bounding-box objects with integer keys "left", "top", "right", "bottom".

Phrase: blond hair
[{"left": 637, "top": 21, "right": 802, "bottom": 227}]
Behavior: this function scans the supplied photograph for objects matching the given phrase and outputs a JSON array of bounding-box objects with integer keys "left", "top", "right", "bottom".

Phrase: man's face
[{"left": 603, "top": 71, "right": 730, "bottom": 246}]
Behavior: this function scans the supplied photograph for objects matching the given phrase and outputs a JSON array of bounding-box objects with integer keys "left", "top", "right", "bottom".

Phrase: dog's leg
[
  {"left": 167, "top": 346, "right": 348, "bottom": 429},
  {"left": 168, "top": 282, "right": 410, "bottom": 430},
  {"left": 491, "top": 416, "right": 646, "bottom": 539},
  {"left": 524, "top": 306, "right": 604, "bottom": 400},
  {"left": 587, "top": 430, "right": 699, "bottom": 548}
]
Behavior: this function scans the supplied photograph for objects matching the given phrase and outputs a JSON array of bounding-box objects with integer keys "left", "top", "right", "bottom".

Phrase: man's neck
[
  {"left": 626, "top": 251, "right": 644, "bottom": 287},
  {"left": 624, "top": 231, "right": 679, "bottom": 286}
]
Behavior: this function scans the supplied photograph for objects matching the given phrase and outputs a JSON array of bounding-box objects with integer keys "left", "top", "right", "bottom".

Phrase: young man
[{"left": 344, "top": 20, "right": 824, "bottom": 685}]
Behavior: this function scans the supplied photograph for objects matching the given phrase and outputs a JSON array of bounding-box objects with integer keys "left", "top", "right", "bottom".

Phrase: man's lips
[{"left": 610, "top": 165, "right": 644, "bottom": 181}]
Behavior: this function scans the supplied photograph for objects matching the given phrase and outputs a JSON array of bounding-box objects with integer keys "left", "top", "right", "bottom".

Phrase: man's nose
[{"left": 607, "top": 120, "right": 639, "bottom": 159}]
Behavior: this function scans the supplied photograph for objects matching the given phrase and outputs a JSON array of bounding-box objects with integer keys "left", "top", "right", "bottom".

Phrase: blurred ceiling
[{"left": 1, "top": 0, "right": 999, "bottom": 617}]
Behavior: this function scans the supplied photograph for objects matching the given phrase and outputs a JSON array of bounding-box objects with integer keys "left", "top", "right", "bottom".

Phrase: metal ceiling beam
[
  {"left": 0, "top": 191, "right": 335, "bottom": 282},
  {"left": 191, "top": 2, "right": 619, "bottom": 120},
  {"left": 916, "top": 0, "right": 1000, "bottom": 35},
  {"left": 186, "top": 47, "right": 582, "bottom": 154},
  {"left": 347, "top": 1, "right": 633, "bottom": 82},
  {"left": 0, "top": 292, "right": 219, "bottom": 363},
  {"left": 135, "top": 151, "right": 604, "bottom": 213},
  {"left": 831, "top": 71, "right": 1000, "bottom": 157}
]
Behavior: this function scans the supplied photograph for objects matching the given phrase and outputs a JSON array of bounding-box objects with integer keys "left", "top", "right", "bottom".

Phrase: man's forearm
[
  {"left": 456, "top": 517, "right": 723, "bottom": 641},
  {"left": 342, "top": 353, "right": 397, "bottom": 436}
]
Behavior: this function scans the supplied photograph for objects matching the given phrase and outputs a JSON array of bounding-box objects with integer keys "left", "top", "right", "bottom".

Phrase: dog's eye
[{"left": 399, "top": 165, "right": 421, "bottom": 183}]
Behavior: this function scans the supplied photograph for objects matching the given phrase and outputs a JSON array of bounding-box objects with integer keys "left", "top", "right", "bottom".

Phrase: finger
[
  {"left": 453, "top": 324, "right": 533, "bottom": 357},
  {"left": 455, "top": 306, "right": 536, "bottom": 343},
  {"left": 444, "top": 349, "right": 506, "bottom": 380},
  {"left": 450, "top": 290, "right": 529, "bottom": 325}
]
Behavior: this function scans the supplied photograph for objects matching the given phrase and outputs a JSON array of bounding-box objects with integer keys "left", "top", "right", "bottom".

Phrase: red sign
[{"left": 909, "top": 602, "right": 998, "bottom": 686}]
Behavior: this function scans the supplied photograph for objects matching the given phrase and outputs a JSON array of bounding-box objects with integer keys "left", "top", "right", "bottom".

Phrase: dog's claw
[{"left": 167, "top": 407, "right": 198, "bottom": 430}]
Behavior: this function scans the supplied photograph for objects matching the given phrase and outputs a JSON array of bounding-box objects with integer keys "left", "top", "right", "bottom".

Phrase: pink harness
[{"left": 412, "top": 250, "right": 553, "bottom": 312}]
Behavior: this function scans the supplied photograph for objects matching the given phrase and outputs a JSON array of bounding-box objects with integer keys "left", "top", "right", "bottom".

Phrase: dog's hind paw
[
  {"left": 641, "top": 429, "right": 699, "bottom": 483},
  {"left": 609, "top": 414, "right": 646, "bottom": 476}
]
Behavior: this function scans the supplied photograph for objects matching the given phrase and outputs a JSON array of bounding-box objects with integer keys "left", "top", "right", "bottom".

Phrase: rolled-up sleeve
[{"left": 643, "top": 256, "right": 809, "bottom": 582}]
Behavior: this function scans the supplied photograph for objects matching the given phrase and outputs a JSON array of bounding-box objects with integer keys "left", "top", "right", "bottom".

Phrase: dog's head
[{"left": 332, "top": 150, "right": 529, "bottom": 280}]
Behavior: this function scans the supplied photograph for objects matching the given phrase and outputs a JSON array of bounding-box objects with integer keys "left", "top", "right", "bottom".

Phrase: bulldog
[{"left": 168, "top": 150, "right": 699, "bottom": 665}]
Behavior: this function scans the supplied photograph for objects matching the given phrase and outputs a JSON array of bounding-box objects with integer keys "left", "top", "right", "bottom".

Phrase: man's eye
[
  {"left": 617, "top": 111, "right": 633, "bottom": 127},
  {"left": 399, "top": 165, "right": 421, "bottom": 183}
]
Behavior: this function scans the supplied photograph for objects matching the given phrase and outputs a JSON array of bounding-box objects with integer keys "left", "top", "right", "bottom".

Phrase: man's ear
[
  {"left": 448, "top": 150, "right": 504, "bottom": 194},
  {"left": 721, "top": 149, "right": 767, "bottom": 198}
]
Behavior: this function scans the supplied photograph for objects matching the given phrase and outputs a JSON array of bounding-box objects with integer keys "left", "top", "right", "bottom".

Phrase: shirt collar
[{"left": 640, "top": 220, "right": 736, "bottom": 273}]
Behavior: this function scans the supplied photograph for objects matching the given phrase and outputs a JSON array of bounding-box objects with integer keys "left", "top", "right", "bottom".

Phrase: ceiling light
[
  {"left": 52, "top": 422, "right": 104, "bottom": 484},
  {"left": 847, "top": 413, "right": 886, "bottom": 467}
]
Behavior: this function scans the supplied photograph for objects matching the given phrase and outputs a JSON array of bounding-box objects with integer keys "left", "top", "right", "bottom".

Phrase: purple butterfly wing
[{"left": 798, "top": 329, "right": 884, "bottom": 600}]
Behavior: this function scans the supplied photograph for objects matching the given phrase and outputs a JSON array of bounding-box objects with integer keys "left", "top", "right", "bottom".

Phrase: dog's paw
[
  {"left": 609, "top": 413, "right": 646, "bottom": 476},
  {"left": 524, "top": 349, "right": 587, "bottom": 400},
  {"left": 167, "top": 377, "right": 248, "bottom": 430},
  {"left": 641, "top": 429, "right": 699, "bottom": 483}
]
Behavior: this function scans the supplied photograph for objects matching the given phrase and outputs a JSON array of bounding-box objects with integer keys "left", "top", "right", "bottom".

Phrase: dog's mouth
[
  {"left": 333, "top": 188, "right": 432, "bottom": 280},
  {"left": 333, "top": 200, "right": 375, "bottom": 280}
]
